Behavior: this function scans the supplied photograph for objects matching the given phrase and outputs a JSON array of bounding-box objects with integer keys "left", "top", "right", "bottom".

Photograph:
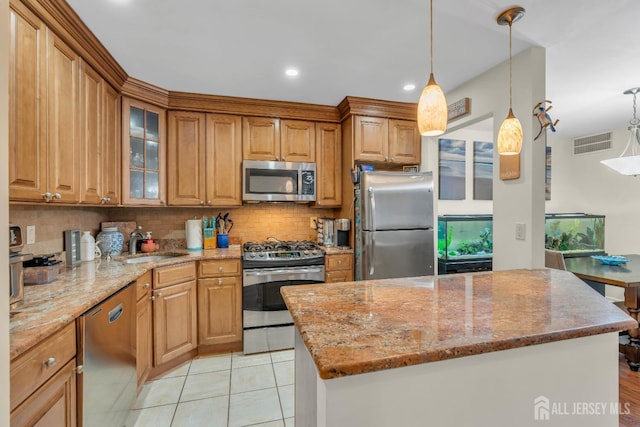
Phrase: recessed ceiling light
[
  {"left": 403, "top": 83, "right": 416, "bottom": 91},
  {"left": 285, "top": 68, "right": 299, "bottom": 77}
]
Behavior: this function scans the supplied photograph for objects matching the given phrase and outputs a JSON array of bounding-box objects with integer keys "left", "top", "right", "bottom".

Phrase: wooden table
[{"left": 565, "top": 254, "right": 640, "bottom": 370}]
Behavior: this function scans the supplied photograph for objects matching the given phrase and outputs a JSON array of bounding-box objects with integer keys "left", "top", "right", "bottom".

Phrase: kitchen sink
[{"left": 120, "top": 253, "right": 187, "bottom": 264}]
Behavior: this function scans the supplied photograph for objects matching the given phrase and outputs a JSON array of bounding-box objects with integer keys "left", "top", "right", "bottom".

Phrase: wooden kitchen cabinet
[
  {"left": 122, "top": 97, "right": 166, "bottom": 205},
  {"left": 152, "top": 263, "right": 197, "bottom": 365},
  {"left": 325, "top": 253, "right": 354, "bottom": 283},
  {"left": 197, "top": 259, "right": 243, "bottom": 348},
  {"left": 10, "top": 322, "right": 77, "bottom": 426},
  {"left": 314, "top": 122, "right": 342, "bottom": 207},
  {"left": 243, "top": 117, "right": 315, "bottom": 162},
  {"left": 167, "top": 112, "right": 242, "bottom": 206},
  {"left": 79, "top": 60, "right": 120, "bottom": 205},
  {"left": 9, "top": 4, "right": 81, "bottom": 203},
  {"left": 135, "top": 271, "right": 153, "bottom": 390},
  {"left": 354, "top": 116, "right": 420, "bottom": 165}
]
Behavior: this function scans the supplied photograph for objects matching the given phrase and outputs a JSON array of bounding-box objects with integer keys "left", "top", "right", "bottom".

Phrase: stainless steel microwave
[{"left": 243, "top": 160, "right": 316, "bottom": 202}]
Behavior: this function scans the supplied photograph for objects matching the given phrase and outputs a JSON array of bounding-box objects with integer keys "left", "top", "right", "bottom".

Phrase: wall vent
[{"left": 573, "top": 132, "right": 612, "bottom": 155}]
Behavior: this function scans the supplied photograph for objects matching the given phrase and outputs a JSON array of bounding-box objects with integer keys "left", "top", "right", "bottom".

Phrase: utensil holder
[{"left": 217, "top": 233, "right": 229, "bottom": 248}]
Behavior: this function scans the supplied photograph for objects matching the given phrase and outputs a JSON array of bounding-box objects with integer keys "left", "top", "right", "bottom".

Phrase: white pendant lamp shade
[
  {"left": 601, "top": 88, "right": 640, "bottom": 175},
  {"left": 497, "top": 108, "right": 523, "bottom": 155},
  {"left": 417, "top": 73, "right": 448, "bottom": 136},
  {"left": 496, "top": 6, "right": 525, "bottom": 155},
  {"left": 417, "top": 0, "right": 447, "bottom": 137}
]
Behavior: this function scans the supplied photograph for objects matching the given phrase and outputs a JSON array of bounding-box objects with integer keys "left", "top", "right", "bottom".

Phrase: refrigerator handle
[
  {"left": 368, "top": 187, "right": 376, "bottom": 231},
  {"left": 368, "top": 232, "right": 375, "bottom": 277}
]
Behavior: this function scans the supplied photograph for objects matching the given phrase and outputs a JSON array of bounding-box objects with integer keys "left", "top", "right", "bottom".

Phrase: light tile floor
[{"left": 126, "top": 350, "right": 295, "bottom": 427}]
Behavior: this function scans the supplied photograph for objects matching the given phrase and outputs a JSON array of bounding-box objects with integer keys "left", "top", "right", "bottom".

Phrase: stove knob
[
  {"left": 304, "top": 250, "right": 309, "bottom": 255},
  {"left": 258, "top": 253, "right": 265, "bottom": 257}
]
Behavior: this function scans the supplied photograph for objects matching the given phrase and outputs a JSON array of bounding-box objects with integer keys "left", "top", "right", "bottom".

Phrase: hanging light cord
[
  {"left": 429, "top": 0, "right": 434, "bottom": 76},
  {"left": 508, "top": 21, "right": 513, "bottom": 109}
]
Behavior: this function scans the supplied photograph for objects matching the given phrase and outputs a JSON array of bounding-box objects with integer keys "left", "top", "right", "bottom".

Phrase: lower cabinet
[
  {"left": 152, "top": 262, "right": 198, "bottom": 366},
  {"left": 10, "top": 322, "right": 77, "bottom": 427},
  {"left": 135, "top": 271, "right": 153, "bottom": 390},
  {"left": 325, "top": 253, "right": 354, "bottom": 283},
  {"left": 198, "top": 259, "right": 242, "bottom": 348},
  {"left": 11, "top": 359, "right": 77, "bottom": 427}
]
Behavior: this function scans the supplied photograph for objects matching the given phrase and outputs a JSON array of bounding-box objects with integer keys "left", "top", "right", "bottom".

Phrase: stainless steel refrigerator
[{"left": 355, "top": 171, "right": 434, "bottom": 280}]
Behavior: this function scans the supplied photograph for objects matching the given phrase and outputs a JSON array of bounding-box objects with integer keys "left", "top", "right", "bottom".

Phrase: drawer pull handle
[{"left": 43, "top": 357, "right": 56, "bottom": 368}]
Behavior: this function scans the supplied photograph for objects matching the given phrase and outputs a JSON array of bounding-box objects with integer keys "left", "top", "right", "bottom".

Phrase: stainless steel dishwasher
[{"left": 78, "top": 282, "right": 136, "bottom": 427}]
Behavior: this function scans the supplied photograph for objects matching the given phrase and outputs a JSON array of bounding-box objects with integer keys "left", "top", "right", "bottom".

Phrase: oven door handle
[{"left": 243, "top": 267, "right": 325, "bottom": 276}]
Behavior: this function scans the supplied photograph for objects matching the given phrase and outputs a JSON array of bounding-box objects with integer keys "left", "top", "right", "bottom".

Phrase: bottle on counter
[{"left": 80, "top": 231, "right": 96, "bottom": 262}]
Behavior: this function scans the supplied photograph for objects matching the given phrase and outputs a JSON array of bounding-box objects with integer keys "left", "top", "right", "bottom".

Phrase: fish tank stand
[{"left": 438, "top": 215, "right": 493, "bottom": 275}]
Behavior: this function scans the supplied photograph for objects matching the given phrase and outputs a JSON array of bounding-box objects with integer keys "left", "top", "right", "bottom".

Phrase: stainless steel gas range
[{"left": 242, "top": 240, "right": 325, "bottom": 354}]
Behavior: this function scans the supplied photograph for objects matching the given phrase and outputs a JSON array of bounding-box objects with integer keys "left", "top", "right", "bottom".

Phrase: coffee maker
[{"left": 334, "top": 218, "right": 350, "bottom": 248}]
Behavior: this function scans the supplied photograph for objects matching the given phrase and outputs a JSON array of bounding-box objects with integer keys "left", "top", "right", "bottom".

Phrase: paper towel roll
[{"left": 186, "top": 219, "right": 203, "bottom": 250}]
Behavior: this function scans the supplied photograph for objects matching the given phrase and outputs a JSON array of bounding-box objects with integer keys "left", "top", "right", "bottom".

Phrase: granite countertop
[
  {"left": 281, "top": 269, "right": 637, "bottom": 380},
  {"left": 10, "top": 247, "right": 242, "bottom": 360}
]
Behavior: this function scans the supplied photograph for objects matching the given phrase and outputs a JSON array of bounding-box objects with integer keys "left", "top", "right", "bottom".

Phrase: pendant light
[
  {"left": 496, "top": 6, "right": 525, "bottom": 155},
  {"left": 600, "top": 88, "right": 640, "bottom": 175},
  {"left": 417, "top": 0, "right": 447, "bottom": 136}
]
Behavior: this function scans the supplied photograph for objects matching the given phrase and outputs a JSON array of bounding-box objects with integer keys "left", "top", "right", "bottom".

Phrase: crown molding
[
  {"left": 121, "top": 77, "right": 170, "bottom": 108},
  {"left": 338, "top": 96, "right": 418, "bottom": 122}
]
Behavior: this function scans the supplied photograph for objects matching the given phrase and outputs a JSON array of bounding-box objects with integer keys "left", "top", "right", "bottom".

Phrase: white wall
[
  {"left": 429, "top": 125, "right": 494, "bottom": 215},
  {"left": 1, "top": 0, "right": 11, "bottom": 424},
  {"left": 423, "top": 46, "right": 547, "bottom": 270},
  {"left": 547, "top": 128, "right": 640, "bottom": 255}
]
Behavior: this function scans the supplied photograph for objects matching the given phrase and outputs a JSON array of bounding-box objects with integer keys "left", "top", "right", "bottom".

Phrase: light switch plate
[
  {"left": 26, "top": 225, "right": 36, "bottom": 244},
  {"left": 515, "top": 223, "right": 526, "bottom": 240}
]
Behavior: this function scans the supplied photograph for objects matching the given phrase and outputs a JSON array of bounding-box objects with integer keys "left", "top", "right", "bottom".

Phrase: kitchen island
[{"left": 281, "top": 269, "right": 636, "bottom": 427}]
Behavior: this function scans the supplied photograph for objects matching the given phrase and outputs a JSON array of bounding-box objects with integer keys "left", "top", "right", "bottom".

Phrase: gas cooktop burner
[{"left": 243, "top": 240, "right": 324, "bottom": 265}]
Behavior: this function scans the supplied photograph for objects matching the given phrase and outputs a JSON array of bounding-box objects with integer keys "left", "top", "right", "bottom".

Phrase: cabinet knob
[
  {"left": 337, "top": 259, "right": 342, "bottom": 265},
  {"left": 282, "top": 156, "right": 285, "bottom": 161},
  {"left": 207, "top": 200, "right": 212, "bottom": 205},
  {"left": 385, "top": 156, "right": 389, "bottom": 162},
  {"left": 200, "top": 200, "right": 205, "bottom": 205},
  {"left": 150, "top": 296, "right": 156, "bottom": 301},
  {"left": 143, "top": 283, "right": 150, "bottom": 289},
  {"left": 74, "top": 364, "right": 84, "bottom": 375},
  {"left": 391, "top": 157, "right": 395, "bottom": 162},
  {"left": 43, "top": 357, "right": 56, "bottom": 368},
  {"left": 157, "top": 292, "right": 163, "bottom": 298},
  {"left": 218, "top": 266, "right": 223, "bottom": 272},
  {"left": 101, "top": 196, "right": 111, "bottom": 204},
  {"left": 53, "top": 192, "right": 62, "bottom": 199},
  {"left": 218, "top": 279, "right": 223, "bottom": 285}
]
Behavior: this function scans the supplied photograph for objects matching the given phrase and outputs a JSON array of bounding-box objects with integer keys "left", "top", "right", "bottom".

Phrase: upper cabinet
[
  {"left": 243, "top": 117, "right": 315, "bottom": 162},
  {"left": 122, "top": 97, "right": 166, "bottom": 206},
  {"left": 79, "top": 60, "right": 120, "bottom": 205},
  {"left": 354, "top": 116, "right": 420, "bottom": 165},
  {"left": 314, "top": 123, "right": 342, "bottom": 207},
  {"left": 167, "top": 112, "right": 242, "bottom": 206},
  {"left": 9, "top": 4, "right": 80, "bottom": 203}
]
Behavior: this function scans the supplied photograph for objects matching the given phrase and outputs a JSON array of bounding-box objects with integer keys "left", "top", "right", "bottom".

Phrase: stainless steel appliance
[
  {"left": 243, "top": 240, "right": 325, "bottom": 354},
  {"left": 334, "top": 218, "right": 351, "bottom": 248},
  {"left": 78, "top": 283, "right": 136, "bottom": 427},
  {"left": 243, "top": 160, "right": 316, "bottom": 202},
  {"left": 10, "top": 225, "right": 32, "bottom": 306},
  {"left": 355, "top": 171, "right": 435, "bottom": 280}
]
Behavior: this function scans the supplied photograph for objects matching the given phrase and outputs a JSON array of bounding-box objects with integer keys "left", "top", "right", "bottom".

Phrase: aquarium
[
  {"left": 438, "top": 215, "right": 493, "bottom": 274},
  {"left": 544, "top": 213, "right": 605, "bottom": 257}
]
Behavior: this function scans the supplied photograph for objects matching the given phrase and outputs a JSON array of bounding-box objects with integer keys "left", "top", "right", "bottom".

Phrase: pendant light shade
[
  {"left": 601, "top": 87, "right": 640, "bottom": 175},
  {"left": 417, "top": 0, "right": 447, "bottom": 136},
  {"left": 497, "top": 108, "right": 523, "bottom": 155},
  {"left": 418, "top": 73, "right": 448, "bottom": 136},
  {"left": 496, "top": 6, "right": 525, "bottom": 155}
]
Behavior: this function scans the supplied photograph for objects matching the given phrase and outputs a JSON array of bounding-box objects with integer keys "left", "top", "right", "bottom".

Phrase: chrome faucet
[{"left": 129, "top": 226, "right": 145, "bottom": 255}]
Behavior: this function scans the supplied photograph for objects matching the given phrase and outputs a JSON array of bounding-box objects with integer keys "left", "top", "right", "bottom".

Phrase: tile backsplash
[{"left": 10, "top": 204, "right": 337, "bottom": 256}]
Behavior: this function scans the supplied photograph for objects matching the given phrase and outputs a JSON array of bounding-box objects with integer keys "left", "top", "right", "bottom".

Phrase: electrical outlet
[
  {"left": 310, "top": 217, "right": 318, "bottom": 230},
  {"left": 515, "top": 223, "right": 526, "bottom": 240},
  {"left": 27, "top": 225, "right": 36, "bottom": 244}
]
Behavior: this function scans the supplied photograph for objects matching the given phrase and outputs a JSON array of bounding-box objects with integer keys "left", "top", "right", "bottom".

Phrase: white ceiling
[{"left": 66, "top": 0, "right": 640, "bottom": 139}]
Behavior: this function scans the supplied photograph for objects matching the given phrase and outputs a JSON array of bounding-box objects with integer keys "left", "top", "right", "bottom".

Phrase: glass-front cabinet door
[{"left": 122, "top": 97, "right": 166, "bottom": 205}]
